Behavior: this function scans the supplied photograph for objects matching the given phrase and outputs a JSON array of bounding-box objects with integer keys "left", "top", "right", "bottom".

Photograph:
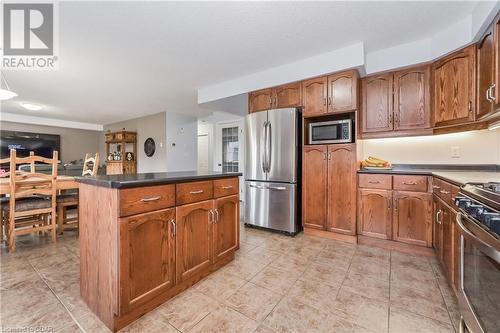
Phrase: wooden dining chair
[
  {"left": 57, "top": 153, "right": 99, "bottom": 234},
  {"left": 1, "top": 149, "right": 58, "bottom": 252}
]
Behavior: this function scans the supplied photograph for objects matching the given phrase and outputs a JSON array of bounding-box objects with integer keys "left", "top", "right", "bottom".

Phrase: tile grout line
[{"left": 27, "top": 259, "right": 87, "bottom": 333}]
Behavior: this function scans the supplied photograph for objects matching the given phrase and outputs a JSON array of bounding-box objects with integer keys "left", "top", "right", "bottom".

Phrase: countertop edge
[{"left": 75, "top": 173, "right": 242, "bottom": 189}]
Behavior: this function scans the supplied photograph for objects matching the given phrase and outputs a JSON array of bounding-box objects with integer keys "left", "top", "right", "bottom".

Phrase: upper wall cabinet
[
  {"left": 360, "top": 65, "right": 431, "bottom": 137},
  {"left": 302, "top": 70, "right": 358, "bottom": 117},
  {"left": 248, "top": 83, "right": 302, "bottom": 113},
  {"left": 432, "top": 45, "right": 476, "bottom": 127}
]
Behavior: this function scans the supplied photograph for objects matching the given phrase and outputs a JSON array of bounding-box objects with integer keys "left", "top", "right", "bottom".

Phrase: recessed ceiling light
[{"left": 21, "top": 103, "right": 43, "bottom": 111}]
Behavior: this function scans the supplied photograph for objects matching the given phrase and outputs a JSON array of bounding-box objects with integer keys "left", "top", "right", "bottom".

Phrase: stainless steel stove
[{"left": 454, "top": 182, "right": 500, "bottom": 333}]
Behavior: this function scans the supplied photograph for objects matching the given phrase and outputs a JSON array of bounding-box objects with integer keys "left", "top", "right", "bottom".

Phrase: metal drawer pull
[
  {"left": 402, "top": 181, "right": 417, "bottom": 185},
  {"left": 439, "top": 190, "right": 450, "bottom": 194},
  {"left": 189, "top": 190, "right": 204, "bottom": 194},
  {"left": 368, "top": 181, "right": 381, "bottom": 184},
  {"left": 221, "top": 186, "right": 233, "bottom": 189},
  {"left": 140, "top": 196, "right": 161, "bottom": 202},
  {"left": 169, "top": 219, "right": 176, "bottom": 236},
  {"left": 432, "top": 185, "right": 440, "bottom": 189},
  {"left": 214, "top": 209, "right": 219, "bottom": 222}
]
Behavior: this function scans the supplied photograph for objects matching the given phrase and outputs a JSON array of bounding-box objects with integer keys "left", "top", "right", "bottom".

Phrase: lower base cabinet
[
  {"left": 214, "top": 195, "right": 239, "bottom": 262},
  {"left": 393, "top": 191, "right": 432, "bottom": 247},
  {"left": 357, "top": 189, "right": 392, "bottom": 239},
  {"left": 119, "top": 208, "right": 176, "bottom": 314}
]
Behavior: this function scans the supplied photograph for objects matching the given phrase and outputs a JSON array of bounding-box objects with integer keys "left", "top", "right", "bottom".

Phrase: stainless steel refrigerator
[{"left": 244, "top": 108, "right": 300, "bottom": 235}]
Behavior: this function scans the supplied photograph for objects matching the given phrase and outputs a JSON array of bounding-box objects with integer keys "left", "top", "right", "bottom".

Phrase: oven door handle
[{"left": 456, "top": 212, "right": 499, "bottom": 254}]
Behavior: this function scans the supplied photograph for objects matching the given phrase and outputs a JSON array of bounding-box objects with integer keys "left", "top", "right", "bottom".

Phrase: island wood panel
[
  {"left": 274, "top": 82, "right": 302, "bottom": 108},
  {"left": 249, "top": 88, "right": 273, "bottom": 113},
  {"left": 328, "top": 70, "right": 358, "bottom": 113},
  {"left": 213, "top": 195, "right": 239, "bottom": 263},
  {"left": 393, "top": 66, "right": 431, "bottom": 130},
  {"left": 432, "top": 45, "right": 476, "bottom": 127},
  {"left": 176, "top": 180, "right": 213, "bottom": 205},
  {"left": 175, "top": 200, "right": 213, "bottom": 283},
  {"left": 477, "top": 26, "right": 495, "bottom": 119},
  {"left": 361, "top": 73, "right": 394, "bottom": 133},
  {"left": 302, "top": 145, "right": 328, "bottom": 230},
  {"left": 119, "top": 208, "right": 175, "bottom": 313},
  {"left": 302, "top": 77, "right": 328, "bottom": 117},
  {"left": 326, "top": 144, "right": 356, "bottom": 235},
  {"left": 119, "top": 184, "right": 175, "bottom": 217},
  {"left": 357, "top": 189, "right": 392, "bottom": 239},
  {"left": 79, "top": 183, "right": 119, "bottom": 328},
  {"left": 393, "top": 190, "right": 433, "bottom": 247}
]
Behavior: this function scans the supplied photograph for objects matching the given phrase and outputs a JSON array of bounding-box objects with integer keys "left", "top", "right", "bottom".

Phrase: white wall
[
  {"left": 358, "top": 128, "right": 500, "bottom": 165},
  {"left": 198, "top": 121, "right": 215, "bottom": 171},
  {"left": 166, "top": 112, "right": 198, "bottom": 172}
]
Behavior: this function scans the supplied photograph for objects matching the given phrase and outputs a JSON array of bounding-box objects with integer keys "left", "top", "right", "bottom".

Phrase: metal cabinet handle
[
  {"left": 169, "top": 219, "right": 176, "bottom": 236},
  {"left": 274, "top": 97, "right": 277, "bottom": 107},
  {"left": 436, "top": 210, "right": 442, "bottom": 224},
  {"left": 368, "top": 180, "right": 381, "bottom": 184},
  {"left": 269, "top": 97, "right": 272, "bottom": 107},
  {"left": 323, "top": 97, "right": 327, "bottom": 106},
  {"left": 402, "top": 181, "right": 417, "bottom": 185},
  {"left": 323, "top": 152, "right": 327, "bottom": 160},
  {"left": 387, "top": 197, "right": 391, "bottom": 210},
  {"left": 221, "top": 186, "right": 233, "bottom": 189},
  {"left": 468, "top": 101, "right": 472, "bottom": 113},
  {"left": 328, "top": 153, "right": 332, "bottom": 160},
  {"left": 389, "top": 113, "right": 393, "bottom": 125},
  {"left": 140, "top": 196, "right": 161, "bottom": 202},
  {"left": 439, "top": 189, "right": 450, "bottom": 195},
  {"left": 489, "top": 84, "right": 496, "bottom": 101},
  {"left": 208, "top": 209, "right": 214, "bottom": 223},
  {"left": 486, "top": 86, "right": 493, "bottom": 102},
  {"left": 328, "top": 97, "right": 332, "bottom": 105},
  {"left": 189, "top": 190, "right": 204, "bottom": 194},
  {"left": 214, "top": 209, "right": 219, "bottom": 223}
]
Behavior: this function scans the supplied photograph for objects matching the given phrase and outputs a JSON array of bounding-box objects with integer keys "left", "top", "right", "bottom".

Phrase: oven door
[
  {"left": 457, "top": 212, "right": 500, "bottom": 333},
  {"left": 309, "top": 120, "right": 351, "bottom": 144}
]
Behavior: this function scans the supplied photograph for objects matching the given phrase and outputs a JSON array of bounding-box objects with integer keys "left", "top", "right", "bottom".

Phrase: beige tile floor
[{"left": 0, "top": 226, "right": 460, "bottom": 333}]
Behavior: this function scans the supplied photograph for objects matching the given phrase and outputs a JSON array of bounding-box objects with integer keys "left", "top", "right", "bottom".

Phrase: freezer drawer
[{"left": 244, "top": 181, "right": 297, "bottom": 234}]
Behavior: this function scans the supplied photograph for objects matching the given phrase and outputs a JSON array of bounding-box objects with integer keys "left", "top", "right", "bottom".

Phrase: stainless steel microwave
[{"left": 308, "top": 119, "right": 352, "bottom": 144}]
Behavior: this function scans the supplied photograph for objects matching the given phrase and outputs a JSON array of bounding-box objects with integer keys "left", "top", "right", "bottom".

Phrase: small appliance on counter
[{"left": 454, "top": 182, "right": 500, "bottom": 333}]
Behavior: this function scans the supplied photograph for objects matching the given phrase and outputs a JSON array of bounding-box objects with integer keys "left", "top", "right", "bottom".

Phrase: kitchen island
[{"left": 75, "top": 171, "right": 241, "bottom": 332}]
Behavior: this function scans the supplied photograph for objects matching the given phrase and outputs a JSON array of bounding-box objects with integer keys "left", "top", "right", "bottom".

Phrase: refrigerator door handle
[
  {"left": 266, "top": 121, "right": 272, "bottom": 173},
  {"left": 268, "top": 186, "right": 286, "bottom": 191},
  {"left": 261, "top": 121, "right": 267, "bottom": 174}
]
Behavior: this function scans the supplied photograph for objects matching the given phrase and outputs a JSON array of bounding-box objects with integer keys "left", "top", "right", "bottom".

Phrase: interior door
[
  {"left": 245, "top": 112, "right": 267, "bottom": 181},
  {"left": 266, "top": 108, "right": 297, "bottom": 183}
]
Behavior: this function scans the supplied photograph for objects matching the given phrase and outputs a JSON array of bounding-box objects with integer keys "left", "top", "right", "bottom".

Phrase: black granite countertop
[{"left": 75, "top": 171, "right": 242, "bottom": 189}]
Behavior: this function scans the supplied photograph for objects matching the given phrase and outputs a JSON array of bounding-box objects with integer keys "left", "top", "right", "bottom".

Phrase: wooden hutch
[{"left": 105, "top": 130, "right": 137, "bottom": 175}]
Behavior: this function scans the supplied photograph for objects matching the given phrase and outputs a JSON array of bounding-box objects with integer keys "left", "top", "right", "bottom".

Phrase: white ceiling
[{"left": 1, "top": 1, "right": 481, "bottom": 125}]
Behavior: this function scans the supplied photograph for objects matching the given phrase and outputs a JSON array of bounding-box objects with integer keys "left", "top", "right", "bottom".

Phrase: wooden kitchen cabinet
[
  {"left": 393, "top": 66, "right": 431, "bottom": 130},
  {"left": 393, "top": 191, "right": 433, "bottom": 247},
  {"left": 274, "top": 82, "right": 302, "bottom": 109},
  {"left": 302, "top": 145, "right": 328, "bottom": 230},
  {"left": 433, "top": 196, "right": 443, "bottom": 260},
  {"left": 327, "top": 144, "right": 357, "bottom": 235},
  {"left": 249, "top": 88, "right": 273, "bottom": 113},
  {"left": 175, "top": 200, "right": 214, "bottom": 283},
  {"left": 302, "top": 77, "right": 328, "bottom": 116},
  {"left": 302, "top": 144, "right": 356, "bottom": 236},
  {"left": 477, "top": 25, "right": 495, "bottom": 119},
  {"left": 432, "top": 45, "right": 476, "bottom": 127},
  {"left": 442, "top": 205, "right": 454, "bottom": 283},
  {"left": 361, "top": 73, "right": 394, "bottom": 133},
  {"left": 357, "top": 189, "right": 392, "bottom": 239},
  {"left": 327, "top": 70, "right": 358, "bottom": 113},
  {"left": 119, "top": 208, "right": 176, "bottom": 313},
  {"left": 213, "top": 195, "right": 239, "bottom": 263}
]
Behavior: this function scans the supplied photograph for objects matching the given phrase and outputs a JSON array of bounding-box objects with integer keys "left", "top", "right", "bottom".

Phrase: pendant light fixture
[{"left": 0, "top": 72, "right": 18, "bottom": 101}]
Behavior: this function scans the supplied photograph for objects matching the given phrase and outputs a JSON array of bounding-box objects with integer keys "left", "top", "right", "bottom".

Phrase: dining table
[{"left": 0, "top": 175, "right": 79, "bottom": 195}]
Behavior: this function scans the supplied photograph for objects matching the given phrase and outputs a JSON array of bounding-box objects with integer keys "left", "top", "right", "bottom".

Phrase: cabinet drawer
[
  {"left": 176, "top": 181, "right": 213, "bottom": 205},
  {"left": 119, "top": 185, "right": 175, "bottom": 217},
  {"left": 433, "top": 178, "right": 452, "bottom": 203},
  {"left": 214, "top": 178, "right": 239, "bottom": 198},
  {"left": 393, "top": 175, "right": 428, "bottom": 192},
  {"left": 358, "top": 174, "right": 392, "bottom": 189}
]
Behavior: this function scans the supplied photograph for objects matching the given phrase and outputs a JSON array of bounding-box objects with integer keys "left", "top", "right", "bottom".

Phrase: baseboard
[
  {"left": 357, "top": 235, "right": 436, "bottom": 257},
  {"left": 303, "top": 228, "right": 357, "bottom": 244}
]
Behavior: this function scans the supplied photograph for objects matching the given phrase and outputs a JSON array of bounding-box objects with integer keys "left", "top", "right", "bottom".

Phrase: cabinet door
[
  {"left": 302, "top": 77, "right": 328, "bottom": 117},
  {"left": 213, "top": 195, "right": 239, "bottom": 263},
  {"left": 433, "top": 196, "right": 443, "bottom": 260},
  {"left": 274, "top": 82, "right": 302, "bottom": 108},
  {"left": 361, "top": 74, "right": 394, "bottom": 133},
  {"left": 494, "top": 15, "right": 500, "bottom": 110},
  {"left": 442, "top": 205, "right": 454, "bottom": 283},
  {"left": 393, "top": 66, "right": 430, "bottom": 130},
  {"left": 477, "top": 26, "right": 495, "bottom": 119},
  {"left": 433, "top": 45, "right": 475, "bottom": 127},
  {"left": 326, "top": 144, "right": 357, "bottom": 235},
  {"left": 393, "top": 191, "right": 432, "bottom": 247},
  {"left": 119, "top": 208, "right": 175, "bottom": 313},
  {"left": 302, "top": 145, "right": 327, "bottom": 230},
  {"left": 176, "top": 200, "right": 213, "bottom": 283},
  {"left": 452, "top": 209, "right": 459, "bottom": 290},
  {"left": 327, "top": 70, "right": 358, "bottom": 113},
  {"left": 249, "top": 89, "right": 273, "bottom": 113},
  {"left": 358, "top": 189, "right": 392, "bottom": 239}
]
